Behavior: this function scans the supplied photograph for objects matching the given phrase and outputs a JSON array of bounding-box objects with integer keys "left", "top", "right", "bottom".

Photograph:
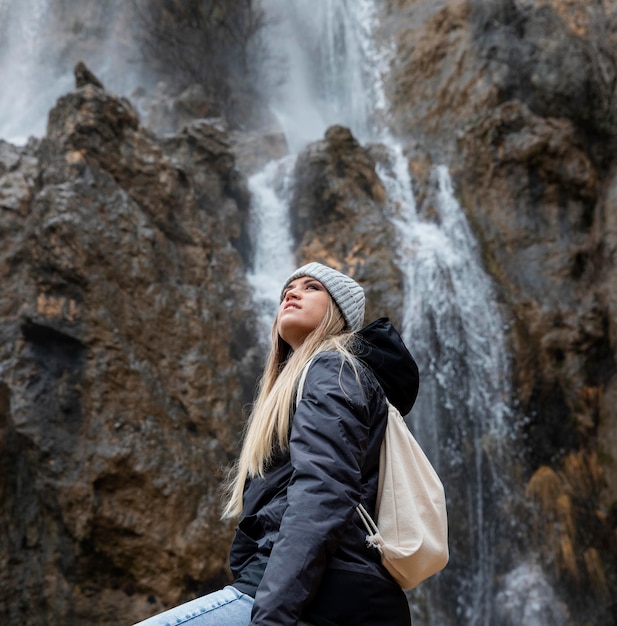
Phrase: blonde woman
[{"left": 135, "top": 262, "right": 417, "bottom": 626}]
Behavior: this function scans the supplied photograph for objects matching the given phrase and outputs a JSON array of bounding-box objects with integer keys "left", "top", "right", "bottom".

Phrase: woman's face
[{"left": 278, "top": 276, "right": 331, "bottom": 349}]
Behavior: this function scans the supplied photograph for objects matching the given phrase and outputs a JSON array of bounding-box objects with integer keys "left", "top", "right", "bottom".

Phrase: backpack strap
[{"left": 295, "top": 357, "right": 314, "bottom": 408}]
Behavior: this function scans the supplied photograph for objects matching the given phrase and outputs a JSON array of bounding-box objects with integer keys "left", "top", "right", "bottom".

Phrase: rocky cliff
[
  {"left": 383, "top": 0, "right": 617, "bottom": 622},
  {"left": 1, "top": 0, "right": 616, "bottom": 624},
  {"left": 0, "top": 82, "right": 262, "bottom": 624}
]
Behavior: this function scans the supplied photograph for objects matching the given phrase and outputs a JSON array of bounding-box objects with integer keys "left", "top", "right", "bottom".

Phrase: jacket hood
[{"left": 355, "top": 317, "right": 419, "bottom": 415}]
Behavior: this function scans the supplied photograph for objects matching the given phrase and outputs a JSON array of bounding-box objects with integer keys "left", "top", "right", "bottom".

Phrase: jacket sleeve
[{"left": 250, "top": 352, "right": 372, "bottom": 625}]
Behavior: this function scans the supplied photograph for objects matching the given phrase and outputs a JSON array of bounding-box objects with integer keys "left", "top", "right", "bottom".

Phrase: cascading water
[
  {"left": 0, "top": 0, "right": 146, "bottom": 144},
  {"left": 376, "top": 150, "right": 518, "bottom": 624},
  {"left": 247, "top": 155, "right": 298, "bottom": 335},
  {"left": 0, "top": 0, "right": 66, "bottom": 143},
  {"left": 247, "top": 0, "right": 389, "bottom": 335},
  {"left": 257, "top": 0, "right": 388, "bottom": 153},
  {"left": 249, "top": 1, "right": 561, "bottom": 624}
]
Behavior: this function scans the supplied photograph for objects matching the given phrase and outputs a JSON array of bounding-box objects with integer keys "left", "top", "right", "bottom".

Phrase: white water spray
[
  {"left": 377, "top": 148, "right": 515, "bottom": 624},
  {"left": 495, "top": 563, "right": 569, "bottom": 626},
  {"left": 246, "top": 155, "right": 297, "bottom": 338},
  {"left": 259, "top": 0, "right": 389, "bottom": 151},
  {"left": 0, "top": 0, "right": 147, "bottom": 144},
  {"left": 0, "top": 0, "right": 68, "bottom": 143}
]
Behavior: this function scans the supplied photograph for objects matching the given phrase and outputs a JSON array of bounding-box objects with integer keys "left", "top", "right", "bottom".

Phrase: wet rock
[
  {"left": 456, "top": 99, "right": 610, "bottom": 466},
  {"left": 291, "top": 125, "right": 404, "bottom": 326},
  {"left": 74, "top": 60, "right": 104, "bottom": 90},
  {"left": 0, "top": 82, "right": 260, "bottom": 624},
  {"left": 385, "top": 0, "right": 617, "bottom": 620}
]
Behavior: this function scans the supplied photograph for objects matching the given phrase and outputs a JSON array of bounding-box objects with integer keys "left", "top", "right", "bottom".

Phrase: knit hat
[{"left": 281, "top": 262, "right": 365, "bottom": 332}]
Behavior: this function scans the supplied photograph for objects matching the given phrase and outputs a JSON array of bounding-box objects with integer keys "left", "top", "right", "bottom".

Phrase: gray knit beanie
[{"left": 281, "top": 262, "right": 365, "bottom": 332}]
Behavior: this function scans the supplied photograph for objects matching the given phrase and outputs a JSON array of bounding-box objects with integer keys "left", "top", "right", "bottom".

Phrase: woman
[{"left": 135, "top": 262, "right": 417, "bottom": 626}]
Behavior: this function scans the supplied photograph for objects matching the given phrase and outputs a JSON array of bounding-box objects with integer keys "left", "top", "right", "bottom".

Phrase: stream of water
[
  {"left": 376, "top": 150, "right": 517, "bottom": 624},
  {"left": 246, "top": 155, "right": 298, "bottom": 335},
  {"left": 0, "top": 0, "right": 64, "bottom": 143},
  {"left": 249, "top": 1, "right": 563, "bottom": 624},
  {"left": 257, "top": 0, "right": 388, "bottom": 153},
  {"left": 0, "top": 0, "right": 144, "bottom": 144}
]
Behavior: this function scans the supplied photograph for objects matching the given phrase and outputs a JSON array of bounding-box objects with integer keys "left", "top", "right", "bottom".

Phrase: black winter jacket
[{"left": 229, "top": 318, "right": 419, "bottom": 626}]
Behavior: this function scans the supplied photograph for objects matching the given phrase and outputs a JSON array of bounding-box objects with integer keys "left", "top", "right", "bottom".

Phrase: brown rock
[
  {"left": 456, "top": 100, "right": 606, "bottom": 427},
  {"left": 290, "top": 125, "right": 404, "bottom": 326},
  {"left": 386, "top": 1, "right": 617, "bottom": 618},
  {"left": 74, "top": 60, "right": 105, "bottom": 90},
  {"left": 0, "top": 83, "right": 260, "bottom": 624}
]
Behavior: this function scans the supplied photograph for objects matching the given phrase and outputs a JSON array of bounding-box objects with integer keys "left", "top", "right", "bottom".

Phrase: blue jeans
[
  {"left": 133, "top": 586, "right": 314, "bottom": 626},
  {"left": 132, "top": 586, "right": 253, "bottom": 626}
]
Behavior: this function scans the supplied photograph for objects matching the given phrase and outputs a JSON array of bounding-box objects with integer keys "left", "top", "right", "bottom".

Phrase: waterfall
[
  {"left": 376, "top": 149, "right": 517, "bottom": 624},
  {"left": 249, "top": 2, "right": 561, "bottom": 625},
  {"left": 246, "top": 155, "right": 297, "bottom": 338},
  {"left": 246, "top": 0, "right": 390, "bottom": 343},
  {"left": 258, "top": 0, "right": 388, "bottom": 152},
  {"left": 0, "top": 0, "right": 68, "bottom": 143},
  {"left": 0, "top": 1, "right": 567, "bottom": 622},
  {"left": 0, "top": 0, "right": 145, "bottom": 144}
]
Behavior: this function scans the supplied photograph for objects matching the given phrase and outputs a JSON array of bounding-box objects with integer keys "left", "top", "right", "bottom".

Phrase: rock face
[
  {"left": 0, "top": 84, "right": 261, "bottom": 624},
  {"left": 383, "top": 0, "right": 617, "bottom": 622},
  {"left": 2, "top": 1, "right": 617, "bottom": 624},
  {"left": 290, "top": 125, "right": 404, "bottom": 326}
]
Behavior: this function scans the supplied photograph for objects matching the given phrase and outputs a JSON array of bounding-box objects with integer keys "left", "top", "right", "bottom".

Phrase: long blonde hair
[{"left": 222, "top": 297, "right": 358, "bottom": 518}]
